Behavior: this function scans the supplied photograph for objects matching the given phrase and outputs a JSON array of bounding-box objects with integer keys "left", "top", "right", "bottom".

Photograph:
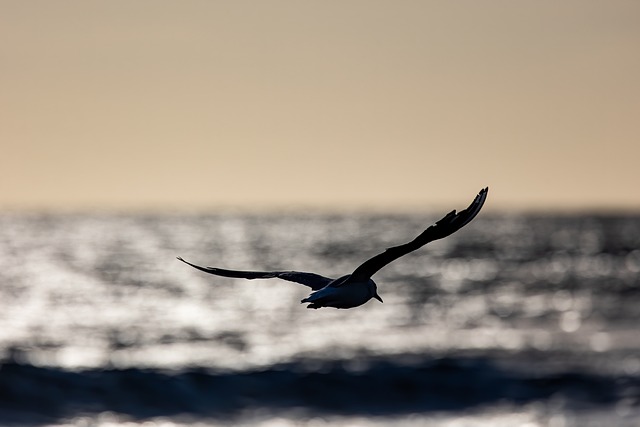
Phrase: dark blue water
[{"left": 0, "top": 213, "right": 638, "bottom": 426}]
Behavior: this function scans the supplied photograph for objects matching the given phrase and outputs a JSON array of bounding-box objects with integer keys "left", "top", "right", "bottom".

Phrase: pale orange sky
[{"left": 1, "top": 1, "right": 639, "bottom": 212}]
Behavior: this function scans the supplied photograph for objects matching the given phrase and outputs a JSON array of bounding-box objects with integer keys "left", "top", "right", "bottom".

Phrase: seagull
[{"left": 177, "top": 187, "right": 488, "bottom": 310}]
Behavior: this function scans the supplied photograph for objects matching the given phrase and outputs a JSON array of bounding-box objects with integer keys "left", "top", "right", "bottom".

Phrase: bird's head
[{"left": 369, "top": 279, "right": 383, "bottom": 303}]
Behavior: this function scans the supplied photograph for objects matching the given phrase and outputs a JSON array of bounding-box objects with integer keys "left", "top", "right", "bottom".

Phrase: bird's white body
[{"left": 301, "top": 275, "right": 381, "bottom": 309}]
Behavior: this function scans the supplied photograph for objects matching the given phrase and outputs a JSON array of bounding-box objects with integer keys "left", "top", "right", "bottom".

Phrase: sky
[{"left": 1, "top": 1, "right": 639, "bottom": 213}]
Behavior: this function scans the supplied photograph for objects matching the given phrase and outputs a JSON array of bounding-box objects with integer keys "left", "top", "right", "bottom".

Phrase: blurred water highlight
[{"left": 0, "top": 213, "right": 638, "bottom": 426}]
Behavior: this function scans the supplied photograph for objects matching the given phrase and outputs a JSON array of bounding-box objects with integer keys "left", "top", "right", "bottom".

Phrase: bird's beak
[{"left": 374, "top": 293, "right": 383, "bottom": 303}]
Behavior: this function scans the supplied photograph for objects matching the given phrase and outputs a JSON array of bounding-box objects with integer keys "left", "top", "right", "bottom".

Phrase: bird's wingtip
[{"left": 475, "top": 187, "right": 489, "bottom": 201}]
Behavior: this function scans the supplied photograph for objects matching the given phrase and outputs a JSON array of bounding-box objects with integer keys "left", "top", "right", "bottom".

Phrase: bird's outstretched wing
[
  {"left": 349, "top": 187, "right": 488, "bottom": 281},
  {"left": 177, "top": 257, "right": 333, "bottom": 290}
]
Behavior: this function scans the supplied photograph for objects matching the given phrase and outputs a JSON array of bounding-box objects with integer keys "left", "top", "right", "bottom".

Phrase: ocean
[{"left": 0, "top": 212, "right": 638, "bottom": 426}]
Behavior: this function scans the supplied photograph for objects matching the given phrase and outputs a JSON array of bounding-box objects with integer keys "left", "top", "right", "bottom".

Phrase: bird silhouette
[{"left": 178, "top": 187, "right": 488, "bottom": 309}]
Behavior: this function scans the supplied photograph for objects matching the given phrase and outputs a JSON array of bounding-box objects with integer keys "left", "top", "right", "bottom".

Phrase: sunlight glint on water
[{"left": 0, "top": 213, "right": 638, "bottom": 425}]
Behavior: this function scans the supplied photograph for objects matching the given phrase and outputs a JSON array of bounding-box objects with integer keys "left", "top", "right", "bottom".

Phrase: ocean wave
[{"left": 1, "top": 353, "right": 638, "bottom": 425}]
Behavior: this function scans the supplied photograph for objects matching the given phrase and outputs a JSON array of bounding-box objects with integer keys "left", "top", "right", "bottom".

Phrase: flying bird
[{"left": 177, "top": 187, "right": 488, "bottom": 310}]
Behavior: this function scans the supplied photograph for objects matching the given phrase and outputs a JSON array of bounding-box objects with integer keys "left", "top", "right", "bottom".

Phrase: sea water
[{"left": 0, "top": 213, "right": 638, "bottom": 426}]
